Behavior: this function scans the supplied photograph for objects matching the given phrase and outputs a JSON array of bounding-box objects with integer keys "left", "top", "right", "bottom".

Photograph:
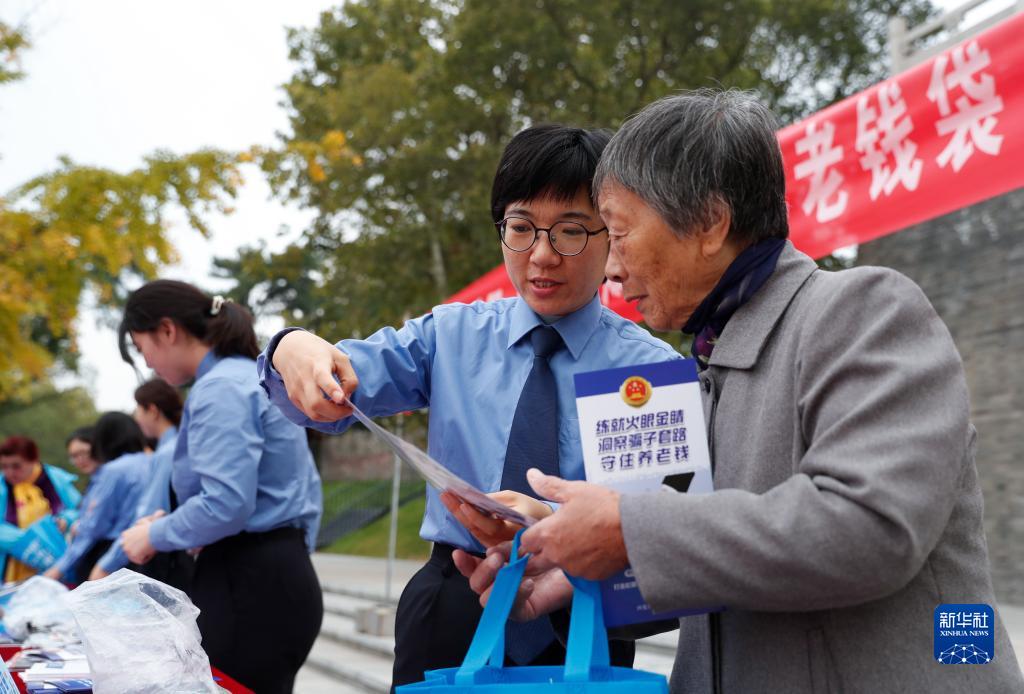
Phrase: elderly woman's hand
[
  {"left": 452, "top": 542, "right": 573, "bottom": 621},
  {"left": 441, "top": 490, "right": 553, "bottom": 547},
  {"left": 273, "top": 330, "right": 358, "bottom": 422},
  {"left": 519, "top": 469, "right": 629, "bottom": 581}
]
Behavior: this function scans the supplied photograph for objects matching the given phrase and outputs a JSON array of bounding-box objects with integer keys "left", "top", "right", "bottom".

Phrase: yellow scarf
[{"left": 5, "top": 466, "right": 53, "bottom": 583}]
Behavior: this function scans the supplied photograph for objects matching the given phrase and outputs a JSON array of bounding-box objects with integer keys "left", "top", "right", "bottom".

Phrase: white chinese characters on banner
[
  {"left": 793, "top": 120, "right": 848, "bottom": 222},
  {"left": 856, "top": 82, "right": 922, "bottom": 199},
  {"left": 927, "top": 39, "right": 1004, "bottom": 172}
]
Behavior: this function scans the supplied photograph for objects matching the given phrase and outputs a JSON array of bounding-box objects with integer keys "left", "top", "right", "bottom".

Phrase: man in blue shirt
[{"left": 259, "top": 124, "right": 678, "bottom": 687}]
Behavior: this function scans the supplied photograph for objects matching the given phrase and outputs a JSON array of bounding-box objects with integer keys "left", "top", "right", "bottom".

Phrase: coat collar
[{"left": 707, "top": 241, "right": 818, "bottom": 370}]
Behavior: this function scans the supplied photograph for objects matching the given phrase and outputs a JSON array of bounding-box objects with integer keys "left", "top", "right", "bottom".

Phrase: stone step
[
  {"left": 314, "top": 610, "right": 676, "bottom": 674},
  {"left": 319, "top": 612, "right": 396, "bottom": 660},
  {"left": 637, "top": 628, "right": 679, "bottom": 656},
  {"left": 322, "top": 582, "right": 679, "bottom": 660},
  {"left": 322, "top": 580, "right": 399, "bottom": 606},
  {"left": 294, "top": 658, "right": 366, "bottom": 694},
  {"left": 303, "top": 635, "right": 393, "bottom": 694},
  {"left": 323, "top": 591, "right": 362, "bottom": 620}
]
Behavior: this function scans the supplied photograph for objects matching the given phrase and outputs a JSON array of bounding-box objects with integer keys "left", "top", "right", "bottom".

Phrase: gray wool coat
[{"left": 619, "top": 242, "right": 1024, "bottom": 693}]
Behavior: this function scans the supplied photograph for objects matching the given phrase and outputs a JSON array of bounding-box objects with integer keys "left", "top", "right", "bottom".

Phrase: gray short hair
[{"left": 594, "top": 89, "right": 789, "bottom": 243}]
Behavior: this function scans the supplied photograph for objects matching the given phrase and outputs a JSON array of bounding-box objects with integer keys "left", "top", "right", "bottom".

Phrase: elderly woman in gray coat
[{"left": 454, "top": 90, "right": 1024, "bottom": 692}]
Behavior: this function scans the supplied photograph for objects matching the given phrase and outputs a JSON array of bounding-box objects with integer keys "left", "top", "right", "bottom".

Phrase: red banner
[{"left": 449, "top": 11, "right": 1024, "bottom": 317}]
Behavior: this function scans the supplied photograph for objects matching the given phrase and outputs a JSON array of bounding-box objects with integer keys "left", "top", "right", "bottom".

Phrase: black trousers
[
  {"left": 391, "top": 544, "right": 635, "bottom": 689},
  {"left": 190, "top": 527, "right": 323, "bottom": 694},
  {"left": 72, "top": 538, "right": 113, "bottom": 582},
  {"left": 129, "top": 549, "right": 195, "bottom": 594}
]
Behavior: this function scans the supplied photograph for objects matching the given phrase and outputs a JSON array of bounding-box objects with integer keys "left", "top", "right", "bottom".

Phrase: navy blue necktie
[{"left": 501, "top": 325, "right": 563, "bottom": 664}]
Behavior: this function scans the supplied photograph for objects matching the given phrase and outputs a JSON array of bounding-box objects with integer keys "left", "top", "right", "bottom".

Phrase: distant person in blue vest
[
  {"left": 44, "top": 412, "right": 150, "bottom": 583},
  {"left": 93, "top": 379, "right": 195, "bottom": 592},
  {"left": 0, "top": 435, "right": 81, "bottom": 581},
  {"left": 259, "top": 124, "right": 680, "bottom": 688},
  {"left": 116, "top": 280, "right": 323, "bottom": 694}
]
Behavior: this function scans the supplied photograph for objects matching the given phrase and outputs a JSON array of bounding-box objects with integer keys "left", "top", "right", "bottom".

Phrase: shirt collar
[
  {"left": 195, "top": 349, "right": 220, "bottom": 381},
  {"left": 157, "top": 426, "right": 178, "bottom": 451},
  {"left": 507, "top": 293, "right": 603, "bottom": 361}
]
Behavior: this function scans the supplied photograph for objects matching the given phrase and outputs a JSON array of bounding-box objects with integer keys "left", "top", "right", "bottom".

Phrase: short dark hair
[
  {"left": 0, "top": 436, "right": 39, "bottom": 461},
  {"left": 593, "top": 89, "right": 789, "bottom": 244},
  {"left": 118, "top": 279, "right": 259, "bottom": 366},
  {"left": 134, "top": 379, "right": 184, "bottom": 427},
  {"left": 491, "top": 124, "right": 612, "bottom": 224},
  {"left": 66, "top": 426, "right": 94, "bottom": 450},
  {"left": 92, "top": 412, "right": 148, "bottom": 464}
]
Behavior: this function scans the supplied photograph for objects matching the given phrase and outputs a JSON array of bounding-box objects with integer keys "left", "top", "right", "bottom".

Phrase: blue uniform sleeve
[
  {"left": 257, "top": 316, "right": 437, "bottom": 433},
  {"left": 148, "top": 378, "right": 263, "bottom": 552},
  {"left": 134, "top": 455, "right": 173, "bottom": 520},
  {"left": 52, "top": 472, "right": 118, "bottom": 576},
  {"left": 98, "top": 453, "right": 172, "bottom": 572},
  {"left": 96, "top": 534, "right": 129, "bottom": 573}
]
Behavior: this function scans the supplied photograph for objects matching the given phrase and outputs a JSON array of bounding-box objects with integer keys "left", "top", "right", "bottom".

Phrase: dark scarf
[{"left": 682, "top": 238, "right": 786, "bottom": 369}]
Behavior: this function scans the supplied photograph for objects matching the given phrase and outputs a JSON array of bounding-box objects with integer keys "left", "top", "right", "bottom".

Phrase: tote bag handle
[{"left": 455, "top": 530, "right": 610, "bottom": 685}]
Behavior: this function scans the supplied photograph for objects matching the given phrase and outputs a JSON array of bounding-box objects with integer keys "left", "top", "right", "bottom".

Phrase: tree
[
  {"left": 0, "top": 20, "right": 28, "bottom": 86},
  {"left": 0, "top": 22, "right": 242, "bottom": 401},
  {"left": 0, "top": 384, "right": 98, "bottom": 482},
  {"left": 227, "top": 0, "right": 932, "bottom": 340}
]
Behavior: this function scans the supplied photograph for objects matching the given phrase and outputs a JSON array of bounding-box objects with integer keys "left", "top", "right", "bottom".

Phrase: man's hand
[
  {"left": 441, "top": 490, "right": 553, "bottom": 547},
  {"left": 42, "top": 567, "right": 62, "bottom": 581},
  {"left": 272, "top": 330, "right": 358, "bottom": 422},
  {"left": 55, "top": 517, "right": 68, "bottom": 533},
  {"left": 519, "top": 469, "right": 629, "bottom": 580},
  {"left": 121, "top": 514, "right": 159, "bottom": 565},
  {"left": 87, "top": 565, "right": 110, "bottom": 581},
  {"left": 453, "top": 543, "right": 573, "bottom": 621}
]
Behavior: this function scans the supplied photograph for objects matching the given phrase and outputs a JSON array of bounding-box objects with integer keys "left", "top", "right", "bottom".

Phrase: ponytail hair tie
[{"left": 210, "top": 295, "right": 227, "bottom": 316}]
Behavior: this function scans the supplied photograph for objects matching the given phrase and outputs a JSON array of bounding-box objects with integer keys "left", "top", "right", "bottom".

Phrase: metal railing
[{"left": 316, "top": 477, "right": 425, "bottom": 548}]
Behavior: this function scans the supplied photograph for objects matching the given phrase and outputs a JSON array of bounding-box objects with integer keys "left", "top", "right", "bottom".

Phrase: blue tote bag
[{"left": 398, "top": 532, "right": 668, "bottom": 693}]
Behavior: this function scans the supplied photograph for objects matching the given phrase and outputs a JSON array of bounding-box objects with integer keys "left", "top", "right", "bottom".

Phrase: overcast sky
[
  {"left": 0, "top": 0, "right": 1001, "bottom": 414},
  {"left": 1, "top": 0, "right": 332, "bottom": 411}
]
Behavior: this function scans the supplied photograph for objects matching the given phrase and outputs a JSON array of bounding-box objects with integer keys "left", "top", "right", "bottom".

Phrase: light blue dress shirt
[
  {"left": 99, "top": 426, "right": 178, "bottom": 572},
  {"left": 148, "top": 352, "right": 322, "bottom": 554},
  {"left": 258, "top": 295, "right": 679, "bottom": 552},
  {"left": 53, "top": 451, "right": 149, "bottom": 575}
]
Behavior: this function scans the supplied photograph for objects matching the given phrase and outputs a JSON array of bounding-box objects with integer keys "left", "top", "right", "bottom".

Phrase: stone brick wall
[{"left": 857, "top": 187, "right": 1024, "bottom": 605}]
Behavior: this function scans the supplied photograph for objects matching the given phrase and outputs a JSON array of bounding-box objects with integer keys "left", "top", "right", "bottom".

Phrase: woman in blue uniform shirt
[
  {"left": 96, "top": 378, "right": 195, "bottom": 591},
  {"left": 44, "top": 412, "right": 149, "bottom": 582},
  {"left": 116, "top": 280, "right": 323, "bottom": 694}
]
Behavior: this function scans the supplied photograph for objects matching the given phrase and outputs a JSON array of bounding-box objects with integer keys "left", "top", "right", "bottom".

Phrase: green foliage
[
  {"left": 225, "top": 0, "right": 932, "bottom": 340},
  {"left": 0, "top": 19, "right": 245, "bottom": 401},
  {"left": 0, "top": 384, "right": 99, "bottom": 483},
  {"left": 0, "top": 21, "right": 28, "bottom": 85},
  {"left": 0, "top": 151, "right": 243, "bottom": 400}
]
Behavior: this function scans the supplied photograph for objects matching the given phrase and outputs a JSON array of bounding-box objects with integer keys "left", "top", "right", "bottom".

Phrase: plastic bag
[
  {"left": 2, "top": 576, "right": 75, "bottom": 641},
  {"left": 65, "top": 569, "right": 220, "bottom": 694}
]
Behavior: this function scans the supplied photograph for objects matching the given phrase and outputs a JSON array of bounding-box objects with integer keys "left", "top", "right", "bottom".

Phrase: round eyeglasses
[{"left": 496, "top": 217, "right": 608, "bottom": 257}]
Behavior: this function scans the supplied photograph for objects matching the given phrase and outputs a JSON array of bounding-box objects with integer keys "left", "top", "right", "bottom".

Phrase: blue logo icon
[{"left": 935, "top": 604, "right": 994, "bottom": 664}]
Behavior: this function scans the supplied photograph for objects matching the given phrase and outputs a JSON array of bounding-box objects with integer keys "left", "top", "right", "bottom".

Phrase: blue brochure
[{"left": 574, "top": 359, "right": 717, "bottom": 627}]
